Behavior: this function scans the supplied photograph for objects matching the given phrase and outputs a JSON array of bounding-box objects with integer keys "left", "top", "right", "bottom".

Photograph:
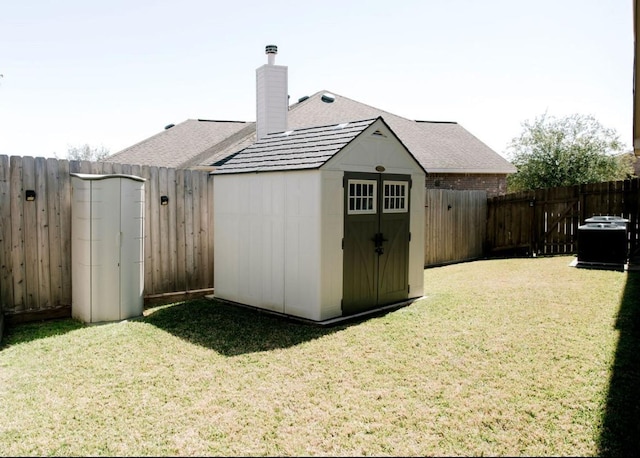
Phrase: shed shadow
[
  {"left": 143, "top": 298, "right": 351, "bottom": 356},
  {"left": 598, "top": 270, "right": 640, "bottom": 456},
  {"left": 0, "top": 317, "right": 84, "bottom": 349}
]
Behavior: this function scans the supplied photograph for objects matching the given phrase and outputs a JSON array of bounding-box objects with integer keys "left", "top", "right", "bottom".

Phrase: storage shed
[
  {"left": 212, "top": 116, "right": 426, "bottom": 322},
  {"left": 70, "top": 173, "right": 145, "bottom": 323}
]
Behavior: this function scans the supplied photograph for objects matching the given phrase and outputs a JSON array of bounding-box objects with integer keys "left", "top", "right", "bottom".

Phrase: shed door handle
[{"left": 372, "top": 232, "right": 388, "bottom": 255}]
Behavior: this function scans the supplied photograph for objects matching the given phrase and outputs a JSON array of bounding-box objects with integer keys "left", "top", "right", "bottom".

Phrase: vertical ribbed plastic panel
[
  {"left": 71, "top": 176, "right": 92, "bottom": 323},
  {"left": 119, "top": 177, "right": 145, "bottom": 320},
  {"left": 71, "top": 173, "right": 145, "bottom": 323},
  {"left": 90, "top": 177, "right": 121, "bottom": 322}
]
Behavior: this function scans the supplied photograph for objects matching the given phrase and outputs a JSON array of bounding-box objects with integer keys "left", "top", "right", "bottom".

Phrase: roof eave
[
  {"left": 211, "top": 165, "right": 322, "bottom": 176},
  {"left": 425, "top": 167, "right": 517, "bottom": 174}
]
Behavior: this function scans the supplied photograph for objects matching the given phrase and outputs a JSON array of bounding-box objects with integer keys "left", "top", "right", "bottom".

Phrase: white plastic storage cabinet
[{"left": 71, "top": 173, "right": 145, "bottom": 323}]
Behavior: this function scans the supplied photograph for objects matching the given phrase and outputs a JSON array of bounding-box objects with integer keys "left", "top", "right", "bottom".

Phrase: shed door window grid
[
  {"left": 347, "top": 180, "right": 377, "bottom": 214},
  {"left": 383, "top": 181, "right": 408, "bottom": 213}
]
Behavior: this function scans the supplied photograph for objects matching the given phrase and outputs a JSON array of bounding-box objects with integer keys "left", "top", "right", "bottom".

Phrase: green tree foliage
[
  {"left": 55, "top": 144, "right": 110, "bottom": 161},
  {"left": 506, "top": 113, "right": 633, "bottom": 192}
]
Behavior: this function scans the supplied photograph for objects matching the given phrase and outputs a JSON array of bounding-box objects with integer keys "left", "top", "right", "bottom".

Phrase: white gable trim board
[{"left": 212, "top": 118, "right": 425, "bottom": 322}]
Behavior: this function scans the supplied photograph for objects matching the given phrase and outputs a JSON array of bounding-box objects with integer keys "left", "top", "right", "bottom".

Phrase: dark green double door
[{"left": 342, "top": 172, "right": 411, "bottom": 316}]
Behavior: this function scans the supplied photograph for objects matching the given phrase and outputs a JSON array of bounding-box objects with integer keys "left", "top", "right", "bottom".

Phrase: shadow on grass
[
  {"left": 0, "top": 318, "right": 84, "bottom": 349},
  {"left": 598, "top": 270, "right": 640, "bottom": 456},
  {"left": 143, "top": 299, "right": 349, "bottom": 356}
]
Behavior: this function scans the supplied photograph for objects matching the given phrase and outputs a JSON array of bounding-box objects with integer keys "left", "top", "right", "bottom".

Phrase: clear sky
[{"left": 0, "top": 0, "right": 634, "bottom": 160}]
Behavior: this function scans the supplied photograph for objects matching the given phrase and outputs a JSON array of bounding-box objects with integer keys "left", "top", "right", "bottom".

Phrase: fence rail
[{"left": 0, "top": 155, "right": 214, "bottom": 318}]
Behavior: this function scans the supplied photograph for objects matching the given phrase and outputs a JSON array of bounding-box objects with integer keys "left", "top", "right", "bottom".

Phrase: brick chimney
[{"left": 256, "top": 44, "right": 288, "bottom": 140}]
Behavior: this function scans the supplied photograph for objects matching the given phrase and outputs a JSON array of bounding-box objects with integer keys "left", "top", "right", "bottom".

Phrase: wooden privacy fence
[
  {"left": 0, "top": 154, "right": 488, "bottom": 323},
  {"left": 424, "top": 189, "right": 487, "bottom": 266},
  {"left": 486, "top": 178, "right": 640, "bottom": 259},
  {"left": 0, "top": 155, "right": 214, "bottom": 319}
]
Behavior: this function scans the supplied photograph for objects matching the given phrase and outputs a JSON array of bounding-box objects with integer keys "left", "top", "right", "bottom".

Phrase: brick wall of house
[{"left": 425, "top": 173, "right": 508, "bottom": 198}]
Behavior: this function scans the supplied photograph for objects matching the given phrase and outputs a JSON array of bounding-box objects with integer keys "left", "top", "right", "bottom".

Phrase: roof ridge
[
  {"left": 415, "top": 120, "right": 458, "bottom": 124},
  {"left": 196, "top": 119, "right": 247, "bottom": 123},
  {"left": 264, "top": 117, "right": 378, "bottom": 137}
]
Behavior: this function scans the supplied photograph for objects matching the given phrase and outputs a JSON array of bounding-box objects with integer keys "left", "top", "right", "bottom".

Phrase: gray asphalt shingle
[
  {"left": 104, "top": 119, "right": 250, "bottom": 169},
  {"left": 212, "top": 118, "right": 376, "bottom": 174}
]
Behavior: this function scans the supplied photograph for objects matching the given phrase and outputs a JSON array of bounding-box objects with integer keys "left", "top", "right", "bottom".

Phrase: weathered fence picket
[{"left": 424, "top": 189, "right": 487, "bottom": 266}]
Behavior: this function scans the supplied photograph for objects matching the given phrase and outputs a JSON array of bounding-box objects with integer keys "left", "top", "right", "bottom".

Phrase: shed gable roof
[
  {"left": 214, "top": 119, "right": 376, "bottom": 174},
  {"left": 212, "top": 118, "right": 378, "bottom": 174}
]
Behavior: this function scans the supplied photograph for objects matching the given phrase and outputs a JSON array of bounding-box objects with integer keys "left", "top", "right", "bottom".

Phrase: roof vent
[
  {"left": 335, "top": 122, "right": 349, "bottom": 129},
  {"left": 281, "top": 130, "right": 294, "bottom": 136},
  {"left": 298, "top": 95, "right": 309, "bottom": 103},
  {"left": 164, "top": 123, "right": 175, "bottom": 130},
  {"left": 321, "top": 93, "right": 335, "bottom": 103}
]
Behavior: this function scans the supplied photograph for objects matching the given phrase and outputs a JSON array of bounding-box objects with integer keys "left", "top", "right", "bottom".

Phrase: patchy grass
[{"left": 0, "top": 256, "right": 637, "bottom": 456}]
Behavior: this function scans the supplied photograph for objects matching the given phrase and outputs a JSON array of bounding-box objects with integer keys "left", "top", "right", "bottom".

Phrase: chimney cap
[{"left": 265, "top": 44, "right": 278, "bottom": 54}]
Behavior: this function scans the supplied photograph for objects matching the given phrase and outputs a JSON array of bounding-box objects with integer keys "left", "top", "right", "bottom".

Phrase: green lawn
[{"left": 1, "top": 255, "right": 638, "bottom": 456}]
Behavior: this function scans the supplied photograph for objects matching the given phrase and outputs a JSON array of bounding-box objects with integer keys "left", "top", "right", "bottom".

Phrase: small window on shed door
[
  {"left": 347, "top": 179, "right": 377, "bottom": 214},
  {"left": 383, "top": 181, "right": 408, "bottom": 213}
]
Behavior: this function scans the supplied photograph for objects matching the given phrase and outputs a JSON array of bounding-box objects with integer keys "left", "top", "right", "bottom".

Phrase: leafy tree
[
  {"left": 506, "top": 113, "right": 633, "bottom": 192},
  {"left": 55, "top": 144, "right": 110, "bottom": 161}
]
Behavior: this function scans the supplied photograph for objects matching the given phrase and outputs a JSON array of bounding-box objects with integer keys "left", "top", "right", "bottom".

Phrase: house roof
[
  {"left": 286, "top": 92, "right": 516, "bottom": 174},
  {"left": 104, "top": 119, "right": 251, "bottom": 169},
  {"left": 105, "top": 90, "right": 516, "bottom": 174}
]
